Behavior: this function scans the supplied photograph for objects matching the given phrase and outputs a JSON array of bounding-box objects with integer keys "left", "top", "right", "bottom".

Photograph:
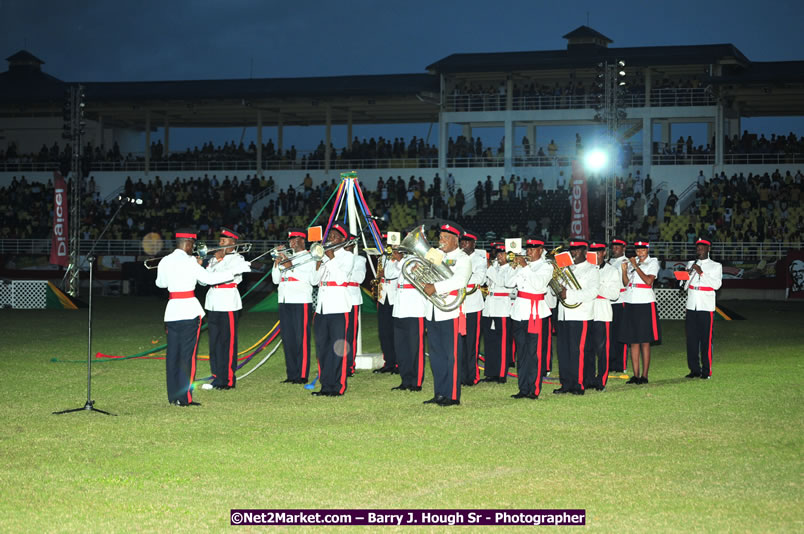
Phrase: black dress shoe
[
  {"left": 570, "top": 389, "right": 585, "bottom": 395},
  {"left": 639, "top": 377, "right": 649, "bottom": 384},
  {"left": 391, "top": 385, "right": 408, "bottom": 391},
  {"left": 293, "top": 379, "right": 308, "bottom": 384},
  {"left": 311, "top": 391, "right": 327, "bottom": 396},
  {"left": 408, "top": 386, "right": 422, "bottom": 391},
  {"left": 626, "top": 376, "right": 640, "bottom": 384},
  {"left": 700, "top": 374, "right": 710, "bottom": 380},
  {"left": 281, "top": 378, "right": 293, "bottom": 383},
  {"left": 173, "top": 400, "right": 202, "bottom": 406},
  {"left": 685, "top": 372, "right": 700, "bottom": 379},
  {"left": 437, "top": 398, "right": 460, "bottom": 406},
  {"left": 524, "top": 393, "right": 538, "bottom": 400},
  {"left": 511, "top": 392, "right": 526, "bottom": 399},
  {"left": 553, "top": 387, "right": 568, "bottom": 394},
  {"left": 423, "top": 395, "right": 445, "bottom": 404},
  {"left": 213, "top": 385, "right": 232, "bottom": 390},
  {"left": 373, "top": 366, "right": 391, "bottom": 374},
  {"left": 595, "top": 385, "right": 606, "bottom": 391}
]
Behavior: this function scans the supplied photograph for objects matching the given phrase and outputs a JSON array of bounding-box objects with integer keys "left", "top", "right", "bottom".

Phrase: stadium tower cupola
[
  {"left": 562, "top": 26, "right": 613, "bottom": 54},
  {"left": 5, "top": 50, "right": 45, "bottom": 73}
]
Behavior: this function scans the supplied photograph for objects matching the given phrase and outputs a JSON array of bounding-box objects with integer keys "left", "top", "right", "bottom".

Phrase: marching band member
[
  {"left": 374, "top": 233, "right": 400, "bottom": 374},
  {"left": 682, "top": 239, "right": 722, "bottom": 379},
  {"left": 422, "top": 223, "right": 472, "bottom": 406},
  {"left": 586, "top": 241, "right": 622, "bottom": 391},
  {"left": 541, "top": 254, "right": 557, "bottom": 378},
  {"left": 271, "top": 227, "right": 315, "bottom": 384},
  {"left": 607, "top": 237, "right": 629, "bottom": 374},
  {"left": 506, "top": 238, "right": 554, "bottom": 399},
  {"left": 345, "top": 238, "right": 367, "bottom": 377},
  {"left": 156, "top": 229, "right": 234, "bottom": 406},
  {"left": 311, "top": 224, "right": 354, "bottom": 396},
  {"left": 458, "top": 229, "right": 487, "bottom": 386},
  {"left": 480, "top": 244, "right": 513, "bottom": 383},
  {"left": 554, "top": 240, "right": 600, "bottom": 395},
  {"left": 619, "top": 240, "right": 661, "bottom": 384},
  {"left": 201, "top": 227, "right": 251, "bottom": 391},
  {"left": 392, "top": 246, "right": 428, "bottom": 391}
]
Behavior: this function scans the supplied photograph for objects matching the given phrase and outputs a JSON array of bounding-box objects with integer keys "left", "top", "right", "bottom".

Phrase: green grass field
[{"left": 1, "top": 297, "right": 802, "bottom": 533}]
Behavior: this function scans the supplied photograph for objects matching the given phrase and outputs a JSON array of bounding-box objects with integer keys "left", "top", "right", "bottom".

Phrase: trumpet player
[
  {"left": 200, "top": 227, "right": 252, "bottom": 391},
  {"left": 682, "top": 238, "right": 722, "bottom": 379},
  {"left": 619, "top": 240, "right": 661, "bottom": 384},
  {"left": 345, "top": 238, "right": 367, "bottom": 377},
  {"left": 458, "top": 230, "right": 487, "bottom": 387},
  {"left": 506, "top": 239, "right": 553, "bottom": 399},
  {"left": 480, "top": 244, "right": 513, "bottom": 384},
  {"left": 422, "top": 223, "right": 472, "bottom": 407},
  {"left": 272, "top": 227, "right": 315, "bottom": 384},
  {"left": 554, "top": 240, "right": 600, "bottom": 396},
  {"left": 156, "top": 229, "right": 235, "bottom": 406},
  {"left": 375, "top": 234, "right": 399, "bottom": 375},
  {"left": 607, "top": 238, "right": 629, "bottom": 374},
  {"left": 586, "top": 241, "right": 623, "bottom": 391},
  {"left": 311, "top": 224, "right": 355, "bottom": 396}
]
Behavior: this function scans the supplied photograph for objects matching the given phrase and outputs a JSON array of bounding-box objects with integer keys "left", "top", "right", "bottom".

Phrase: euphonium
[
  {"left": 545, "top": 246, "right": 583, "bottom": 309},
  {"left": 398, "top": 225, "right": 466, "bottom": 312}
]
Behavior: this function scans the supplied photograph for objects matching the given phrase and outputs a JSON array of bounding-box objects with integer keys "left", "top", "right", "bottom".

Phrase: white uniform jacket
[
  {"left": 392, "top": 256, "right": 428, "bottom": 318},
  {"left": 607, "top": 256, "right": 629, "bottom": 304},
  {"left": 482, "top": 263, "right": 513, "bottom": 318},
  {"left": 378, "top": 256, "right": 400, "bottom": 306},
  {"left": 622, "top": 256, "right": 659, "bottom": 304},
  {"left": 202, "top": 252, "right": 251, "bottom": 312},
  {"left": 507, "top": 257, "right": 554, "bottom": 322},
  {"left": 347, "top": 254, "right": 367, "bottom": 306},
  {"left": 156, "top": 249, "right": 233, "bottom": 321},
  {"left": 683, "top": 257, "right": 723, "bottom": 311},
  {"left": 557, "top": 260, "right": 601, "bottom": 321},
  {"left": 270, "top": 251, "right": 315, "bottom": 304},
  {"left": 592, "top": 262, "right": 623, "bottom": 322},
  {"left": 426, "top": 248, "right": 472, "bottom": 321},
  {"left": 312, "top": 247, "right": 354, "bottom": 314},
  {"left": 462, "top": 250, "right": 487, "bottom": 314}
]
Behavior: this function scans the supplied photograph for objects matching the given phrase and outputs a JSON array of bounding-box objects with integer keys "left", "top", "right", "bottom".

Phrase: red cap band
[
  {"left": 461, "top": 232, "right": 477, "bottom": 241},
  {"left": 288, "top": 231, "right": 306, "bottom": 239},
  {"left": 526, "top": 239, "right": 544, "bottom": 246},
  {"left": 634, "top": 241, "right": 650, "bottom": 247},
  {"left": 696, "top": 239, "right": 711, "bottom": 246},
  {"left": 221, "top": 229, "right": 239, "bottom": 240},
  {"left": 175, "top": 232, "right": 197, "bottom": 239},
  {"left": 331, "top": 224, "right": 348, "bottom": 238},
  {"left": 440, "top": 224, "right": 460, "bottom": 237},
  {"left": 589, "top": 243, "right": 607, "bottom": 250},
  {"left": 611, "top": 239, "right": 627, "bottom": 246},
  {"left": 570, "top": 241, "right": 588, "bottom": 247}
]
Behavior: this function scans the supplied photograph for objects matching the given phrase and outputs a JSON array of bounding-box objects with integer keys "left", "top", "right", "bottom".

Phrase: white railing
[
  {"left": 0, "top": 161, "right": 60, "bottom": 172},
  {"left": 445, "top": 88, "right": 715, "bottom": 112},
  {"left": 2, "top": 239, "right": 800, "bottom": 262},
  {"left": 652, "top": 153, "right": 804, "bottom": 165}
]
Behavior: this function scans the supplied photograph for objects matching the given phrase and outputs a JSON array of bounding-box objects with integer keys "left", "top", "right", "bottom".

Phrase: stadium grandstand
[{"left": 1, "top": 25, "right": 802, "bottom": 296}]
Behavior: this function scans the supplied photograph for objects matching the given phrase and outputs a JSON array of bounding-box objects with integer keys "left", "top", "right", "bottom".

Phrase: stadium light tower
[
  {"left": 62, "top": 85, "right": 86, "bottom": 297},
  {"left": 592, "top": 60, "right": 627, "bottom": 243}
]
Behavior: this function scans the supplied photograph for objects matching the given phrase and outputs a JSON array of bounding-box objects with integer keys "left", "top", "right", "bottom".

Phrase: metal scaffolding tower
[{"left": 62, "top": 85, "right": 86, "bottom": 297}]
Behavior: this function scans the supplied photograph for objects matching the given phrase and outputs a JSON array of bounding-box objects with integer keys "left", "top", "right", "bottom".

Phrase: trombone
[
  {"left": 143, "top": 242, "right": 252, "bottom": 270},
  {"left": 277, "top": 238, "right": 357, "bottom": 272}
]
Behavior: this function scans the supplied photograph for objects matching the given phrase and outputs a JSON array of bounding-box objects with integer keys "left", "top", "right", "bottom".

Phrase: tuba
[
  {"left": 398, "top": 225, "right": 466, "bottom": 312},
  {"left": 545, "top": 246, "right": 583, "bottom": 309}
]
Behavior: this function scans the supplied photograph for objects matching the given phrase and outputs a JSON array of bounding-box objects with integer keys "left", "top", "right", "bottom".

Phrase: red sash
[
  {"left": 629, "top": 283, "right": 652, "bottom": 289},
  {"left": 214, "top": 283, "right": 237, "bottom": 289},
  {"left": 689, "top": 285, "right": 714, "bottom": 291},
  {"left": 517, "top": 291, "right": 545, "bottom": 334},
  {"left": 169, "top": 291, "right": 195, "bottom": 299}
]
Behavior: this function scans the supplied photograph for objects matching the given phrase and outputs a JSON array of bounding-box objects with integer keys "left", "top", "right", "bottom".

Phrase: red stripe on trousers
[
  {"left": 473, "top": 313, "right": 481, "bottom": 382},
  {"left": 451, "top": 318, "right": 459, "bottom": 400},
  {"left": 650, "top": 302, "right": 659, "bottom": 340},
  {"left": 417, "top": 318, "right": 424, "bottom": 386},
  {"left": 578, "top": 321, "right": 588, "bottom": 390},
  {"left": 188, "top": 317, "right": 202, "bottom": 403},
  {"left": 500, "top": 318, "right": 507, "bottom": 378},
  {"left": 707, "top": 311, "right": 714, "bottom": 376},
  {"left": 339, "top": 312, "right": 349, "bottom": 394},
  {"left": 227, "top": 311, "right": 235, "bottom": 386},
  {"left": 535, "top": 320, "right": 543, "bottom": 396},
  {"left": 351, "top": 305, "right": 358, "bottom": 373},
  {"left": 602, "top": 322, "right": 610, "bottom": 386},
  {"left": 622, "top": 303, "right": 627, "bottom": 370},
  {"left": 301, "top": 304, "right": 309, "bottom": 379},
  {"left": 546, "top": 316, "right": 552, "bottom": 371}
]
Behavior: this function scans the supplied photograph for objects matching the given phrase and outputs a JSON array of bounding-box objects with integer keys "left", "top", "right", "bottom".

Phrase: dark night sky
[{"left": 2, "top": 0, "right": 802, "bottom": 151}]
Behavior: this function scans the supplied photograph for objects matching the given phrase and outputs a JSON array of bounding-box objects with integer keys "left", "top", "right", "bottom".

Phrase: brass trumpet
[
  {"left": 143, "top": 242, "right": 252, "bottom": 270},
  {"left": 278, "top": 238, "right": 357, "bottom": 272}
]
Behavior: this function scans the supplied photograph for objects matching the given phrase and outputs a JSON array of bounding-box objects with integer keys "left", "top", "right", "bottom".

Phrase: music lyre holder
[{"left": 54, "top": 196, "right": 141, "bottom": 416}]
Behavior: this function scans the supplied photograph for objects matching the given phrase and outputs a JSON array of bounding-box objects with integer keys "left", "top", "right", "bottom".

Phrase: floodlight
[{"left": 584, "top": 148, "right": 609, "bottom": 172}]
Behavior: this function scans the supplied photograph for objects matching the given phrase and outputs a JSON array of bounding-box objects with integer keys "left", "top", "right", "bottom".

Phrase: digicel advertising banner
[
  {"left": 49, "top": 171, "right": 69, "bottom": 267},
  {"left": 569, "top": 161, "right": 589, "bottom": 241}
]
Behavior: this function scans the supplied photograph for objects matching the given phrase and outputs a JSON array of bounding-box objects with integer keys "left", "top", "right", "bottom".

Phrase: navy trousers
[
  {"left": 394, "top": 316, "right": 425, "bottom": 388},
  {"left": 426, "top": 318, "right": 462, "bottom": 401},
  {"left": 686, "top": 310, "right": 714, "bottom": 377},
  {"left": 557, "top": 320, "right": 590, "bottom": 392},
  {"left": 377, "top": 301, "right": 397, "bottom": 370},
  {"left": 165, "top": 316, "right": 202, "bottom": 404},
  {"left": 279, "top": 302, "right": 312, "bottom": 381},
  {"left": 512, "top": 318, "right": 546, "bottom": 397},
  {"left": 314, "top": 312, "right": 349, "bottom": 395}
]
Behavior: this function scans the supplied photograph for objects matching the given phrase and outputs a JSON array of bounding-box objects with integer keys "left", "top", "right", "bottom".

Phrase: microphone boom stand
[{"left": 54, "top": 197, "right": 138, "bottom": 415}]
